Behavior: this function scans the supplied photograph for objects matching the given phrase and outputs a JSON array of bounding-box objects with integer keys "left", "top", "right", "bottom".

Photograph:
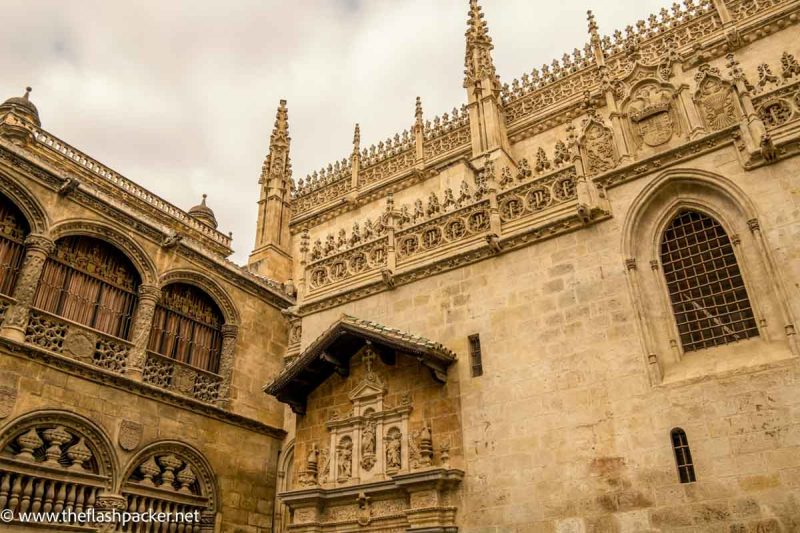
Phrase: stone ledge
[{"left": 0, "top": 335, "right": 286, "bottom": 439}]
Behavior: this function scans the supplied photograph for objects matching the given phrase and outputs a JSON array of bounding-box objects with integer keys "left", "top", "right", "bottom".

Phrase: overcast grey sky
[{"left": 1, "top": 0, "right": 667, "bottom": 264}]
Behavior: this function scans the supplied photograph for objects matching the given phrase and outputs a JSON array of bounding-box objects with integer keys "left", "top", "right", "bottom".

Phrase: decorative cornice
[
  {"left": 0, "top": 332, "right": 286, "bottom": 439},
  {"left": 0, "top": 142, "right": 294, "bottom": 309},
  {"left": 298, "top": 207, "right": 610, "bottom": 316}
]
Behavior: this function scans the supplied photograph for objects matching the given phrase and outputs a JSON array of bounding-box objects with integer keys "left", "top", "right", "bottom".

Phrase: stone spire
[
  {"left": 259, "top": 99, "right": 291, "bottom": 186},
  {"left": 352, "top": 123, "right": 361, "bottom": 154},
  {"left": 462, "top": 0, "right": 514, "bottom": 172},
  {"left": 249, "top": 99, "right": 293, "bottom": 282},
  {"left": 463, "top": 0, "right": 499, "bottom": 90}
]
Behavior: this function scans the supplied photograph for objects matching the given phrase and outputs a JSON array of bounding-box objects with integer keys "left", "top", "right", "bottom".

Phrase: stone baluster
[
  {"left": 215, "top": 324, "right": 239, "bottom": 408},
  {"left": 0, "top": 234, "right": 55, "bottom": 343},
  {"left": 126, "top": 284, "right": 162, "bottom": 379}
]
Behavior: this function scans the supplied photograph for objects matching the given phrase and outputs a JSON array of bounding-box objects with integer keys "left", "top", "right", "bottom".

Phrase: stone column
[
  {"left": 126, "top": 284, "right": 161, "bottom": 379},
  {"left": 199, "top": 511, "right": 217, "bottom": 533},
  {"left": 215, "top": 324, "right": 239, "bottom": 408},
  {"left": 0, "top": 234, "right": 55, "bottom": 343}
]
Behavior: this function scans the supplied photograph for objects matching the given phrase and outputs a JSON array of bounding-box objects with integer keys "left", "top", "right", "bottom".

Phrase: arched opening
[
  {"left": 147, "top": 283, "right": 224, "bottom": 373},
  {"left": 670, "top": 428, "right": 696, "bottom": 483},
  {"left": 0, "top": 411, "right": 117, "bottom": 528},
  {"left": 0, "top": 193, "right": 30, "bottom": 297},
  {"left": 121, "top": 442, "right": 218, "bottom": 531},
  {"left": 660, "top": 210, "right": 758, "bottom": 352},
  {"left": 33, "top": 236, "right": 141, "bottom": 339}
]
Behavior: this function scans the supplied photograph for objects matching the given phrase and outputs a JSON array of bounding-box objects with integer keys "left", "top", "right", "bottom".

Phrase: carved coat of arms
[{"left": 628, "top": 84, "right": 677, "bottom": 147}]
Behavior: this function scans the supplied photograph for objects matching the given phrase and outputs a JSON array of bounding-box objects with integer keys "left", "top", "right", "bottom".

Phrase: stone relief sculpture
[
  {"left": 385, "top": 427, "right": 402, "bottom": 471},
  {"left": 360, "top": 420, "right": 377, "bottom": 471},
  {"left": 409, "top": 423, "right": 433, "bottom": 469},
  {"left": 627, "top": 83, "right": 678, "bottom": 147},
  {"left": 337, "top": 437, "right": 353, "bottom": 481},
  {"left": 318, "top": 447, "right": 330, "bottom": 483},
  {"left": 694, "top": 65, "right": 738, "bottom": 131}
]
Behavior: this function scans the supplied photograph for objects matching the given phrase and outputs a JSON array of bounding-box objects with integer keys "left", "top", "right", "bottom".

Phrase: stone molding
[{"left": 0, "top": 335, "right": 285, "bottom": 439}]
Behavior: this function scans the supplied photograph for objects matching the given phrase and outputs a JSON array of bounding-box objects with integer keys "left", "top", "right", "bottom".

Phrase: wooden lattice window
[
  {"left": 0, "top": 195, "right": 29, "bottom": 297},
  {"left": 148, "top": 283, "right": 223, "bottom": 373},
  {"left": 671, "top": 428, "right": 696, "bottom": 483},
  {"left": 660, "top": 211, "right": 758, "bottom": 352},
  {"left": 33, "top": 236, "right": 140, "bottom": 339}
]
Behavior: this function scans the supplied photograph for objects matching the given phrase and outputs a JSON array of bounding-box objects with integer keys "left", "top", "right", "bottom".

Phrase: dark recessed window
[
  {"left": 468, "top": 334, "right": 483, "bottom": 377},
  {"left": 671, "top": 428, "right": 696, "bottom": 483},
  {"left": 660, "top": 210, "right": 758, "bottom": 352}
]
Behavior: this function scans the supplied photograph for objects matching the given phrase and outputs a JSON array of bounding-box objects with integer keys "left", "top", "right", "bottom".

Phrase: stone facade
[
  {"left": 3, "top": 0, "right": 800, "bottom": 532},
  {"left": 0, "top": 80, "right": 294, "bottom": 530},
  {"left": 266, "top": 1, "right": 800, "bottom": 532}
]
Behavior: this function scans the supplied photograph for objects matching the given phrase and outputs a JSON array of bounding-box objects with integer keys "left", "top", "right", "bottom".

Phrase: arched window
[
  {"left": 0, "top": 194, "right": 29, "bottom": 296},
  {"left": 147, "top": 283, "right": 223, "bottom": 373},
  {"left": 660, "top": 210, "right": 758, "bottom": 352},
  {"left": 670, "top": 428, "right": 696, "bottom": 483},
  {"left": 33, "top": 236, "right": 140, "bottom": 339}
]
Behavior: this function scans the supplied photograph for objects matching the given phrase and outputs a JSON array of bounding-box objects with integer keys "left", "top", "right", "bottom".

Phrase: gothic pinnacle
[
  {"left": 415, "top": 96, "right": 423, "bottom": 126},
  {"left": 587, "top": 10, "right": 599, "bottom": 38},
  {"left": 464, "top": 0, "right": 497, "bottom": 87},
  {"left": 466, "top": 0, "right": 492, "bottom": 49},
  {"left": 260, "top": 100, "right": 291, "bottom": 184},
  {"left": 353, "top": 123, "right": 361, "bottom": 153}
]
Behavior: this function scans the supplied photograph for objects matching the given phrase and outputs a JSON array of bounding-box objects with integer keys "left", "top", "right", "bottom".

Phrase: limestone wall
[{"left": 295, "top": 144, "right": 800, "bottom": 531}]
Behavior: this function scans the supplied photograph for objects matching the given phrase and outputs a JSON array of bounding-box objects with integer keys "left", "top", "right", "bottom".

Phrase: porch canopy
[{"left": 263, "top": 314, "right": 457, "bottom": 414}]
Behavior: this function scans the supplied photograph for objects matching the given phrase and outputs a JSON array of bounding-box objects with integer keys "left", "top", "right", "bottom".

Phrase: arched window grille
[
  {"left": 671, "top": 428, "right": 696, "bottom": 483},
  {"left": 0, "top": 195, "right": 29, "bottom": 297},
  {"left": 147, "top": 283, "right": 223, "bottom": 373},
  {"left": 33, "top": 236, "right": 140, "bottom": 339},
  {"left": 660, "top": 210, "right": 758, "bottom": 352}
]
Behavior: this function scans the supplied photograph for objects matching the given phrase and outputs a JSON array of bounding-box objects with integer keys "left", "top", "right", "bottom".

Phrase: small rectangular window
[{"left": 468, "top": 334, "right": 483, "bottom": 377}]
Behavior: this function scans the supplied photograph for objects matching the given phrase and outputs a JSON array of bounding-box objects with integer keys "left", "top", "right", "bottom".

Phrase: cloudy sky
[{"left": 2, "top": 0, "right": 667, "bottom": 264}]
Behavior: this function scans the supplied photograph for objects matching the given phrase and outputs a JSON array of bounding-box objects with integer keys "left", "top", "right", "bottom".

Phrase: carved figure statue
[
  {"left": 337, "top": 438, "right": 353, "bottom": 480},
  {"left": 386, "top": 430, "right": 401, "bottom": 470}
]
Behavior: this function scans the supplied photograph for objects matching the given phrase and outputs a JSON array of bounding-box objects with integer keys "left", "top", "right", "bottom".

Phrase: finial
[
  {"left": 23, "top": 87, "right": 32, "bottom": 101},
  {"left": 201, "top": 193, "right": 207, "bottom": 205},
  {"left": 353, "top": 123, "right": 361, "bottom": 151},
  {"left": 261, "top": 99, "right": 291, "bottom": 184},
  {"left": 415, "top": 96, "right": 423, "bottom": 125},
  {"left": 587, "top": 10, "right": 599, "bottom": 36},
  {"left": 464, "top": 0, "right": 497, "bottom": 87}
]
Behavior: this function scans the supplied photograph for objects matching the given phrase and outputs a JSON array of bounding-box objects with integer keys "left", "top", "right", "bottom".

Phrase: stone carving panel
[
  {"left": 627, "top": 82, "right": 680, "bottom": 148},
  {"left": 118, "top": 420, "right": 143, "bottom": 451},
  {"left": 694, "top": 65, "right": 738, "bottom": 131}
]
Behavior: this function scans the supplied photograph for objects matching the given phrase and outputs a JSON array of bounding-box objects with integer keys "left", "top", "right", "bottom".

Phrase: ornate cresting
[{"left": 0, "top": 234, "right": 55, "bottom": 343}]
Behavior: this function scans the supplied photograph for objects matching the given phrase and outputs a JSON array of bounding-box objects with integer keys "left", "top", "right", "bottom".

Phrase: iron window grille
[
  {"left": 660, "top": 211, "right": 758, "bottom": 352},
  {"left": 671, "top": 428, "right": 696, "bottom": 483}
]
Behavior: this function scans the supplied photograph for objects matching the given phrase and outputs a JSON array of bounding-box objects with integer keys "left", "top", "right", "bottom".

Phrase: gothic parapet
[
  {"left": 288, "top": 0, "right": 800, "bottom": 231},
  {"left": 297, "top": 156, "right": 609, "bottom": 313}
]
